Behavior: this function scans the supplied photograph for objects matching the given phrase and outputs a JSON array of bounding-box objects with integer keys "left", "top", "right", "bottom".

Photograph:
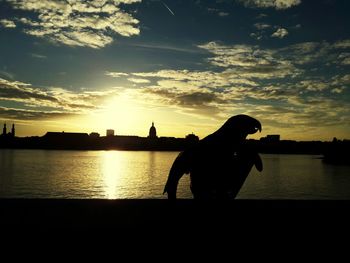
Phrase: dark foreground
[{"left": 1, "top": 199, "right": 349, "bottom": 234}]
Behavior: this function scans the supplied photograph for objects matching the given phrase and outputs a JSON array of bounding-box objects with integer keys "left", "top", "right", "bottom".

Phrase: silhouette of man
[{"left": 163, "top": 114, "right": 263, "bottom": 200}]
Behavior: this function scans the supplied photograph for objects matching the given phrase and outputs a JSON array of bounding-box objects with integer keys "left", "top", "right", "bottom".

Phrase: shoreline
[{"left": 0, "top": 147, "right": 327, "bottom": 155}]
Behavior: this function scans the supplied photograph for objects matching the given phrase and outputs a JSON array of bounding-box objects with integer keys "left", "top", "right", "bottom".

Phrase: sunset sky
[{"left": 0, "top": 0, "right": 349, "bottom": 141}]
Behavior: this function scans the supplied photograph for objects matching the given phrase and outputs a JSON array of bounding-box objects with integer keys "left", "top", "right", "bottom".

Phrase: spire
[
  {"left": 11, "top": 123, "right": 15, "bottom": 137},
  {"left": 2, "top": 123, "right": 6, "bottom": 136}
]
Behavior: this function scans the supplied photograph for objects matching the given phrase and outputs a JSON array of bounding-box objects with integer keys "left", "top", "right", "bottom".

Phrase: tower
[
  {"left": 2, "top": 123, "right": 6, "bottom": 136},
  {"left": 11, "top": 124, "right": 15, "bottom": 137},
  {"left": 148, "top": 122, "right": 157, "bottom": 139},
  {"left": 106, "top": 129, "right": 115, "bottom": 137}
]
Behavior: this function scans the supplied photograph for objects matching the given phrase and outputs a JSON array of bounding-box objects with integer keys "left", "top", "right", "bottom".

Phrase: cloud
[
  {"left": 278, "top": 42, "right": 326, "bottom": 64},
  {"left": 330, "top": 74, "right": 350, "bottom": 94},
  {"left": 0, "top": 78, "right": 120, "bottom": 114},
  {"left": 141, "top": 88, "right": 226, "bottom": 117},
  {"left": 218, "top": 12, "right": 229, "bottom": 17},
  {"left": 207, "top": 7, "right": 229, "bottom": 17},
  {"left": 278, "top": 40, "right": 350, "bottom": 65},
  {"left": 107, "top": 41, "right": 349, "bottom": 100},
  {"left": 129, "top": 42, "right": 203, "bottom": 54},
  {"left": 0, "top": 78, "right": 58, "bottom": 104},
  {"left": 256, "top": 13, "right": 268, "bottom": 19},
  {"left": 333, "top": 39, "right": 350, "bottom": 49},
  {"left": 250, "top": 32, "right": 263, "bottom": 40},
  {"left": 332, "top": 74, "right": 350, "bottom": 86},
  {"left": 237, "top": 0, "right": 301, "bottom": 10},
  {"left": 197, "top": 42, "right": 301, "bottom": 78},
  {"left": 244, "top": 94, "right": 350, "bottom": 137},
  {"left": 0, "top": 71, "right": 15, "bottom": 80},
  {"left": 106, "top": 72, "right": 129, "bottom": 77},
  {"left": 250, "top": 23, "right": 271, "bottom": 40},
  {"left": 104, "top": 39, "right": 350, "bottom": 136},
  {"left": 0, "top": 106, "right": 75, "bottom": 120},
  {"left": 127, "top": 78, "right": 151, "bottom": 84},
  {"left": 292, "top": 24, "right": 301, "bottom": 29},
  {"left": 297, "top": 80, "right": 328, "bottom": 92},
  {"left": 251, "top": 24, "right": 296, "bottom": 41},
  {"left": 131, "top": 69, "right": 259, "bottom": 89},
  {"left": 176, "top": 92, "right": 227, "bottom": 106},
  {"left": 254, "top": 23, "right": 271, "bottom": 30},
  {"left": 338, "top": 53, "right": 350, "bottom": 65},
  {"left": 30, "top": 53, "right": 47, "bottom": 59},
  {"left": 341, "top": 57, "right": 350, "bottom": 65},
  {"left": 4, "top": 0, "right": 141, "bottom": 48},
  {"left": 331, "top": 87, "right": 345, "bottom": 94},
  {"left": 54, "top": 30, "right": 114, "bottom": 49},
  {"left": 271, "top": 28, "right": 289, "bottom": 38},
  {"left": 0, "top": 19, "right": 16, "bottom": 28}
]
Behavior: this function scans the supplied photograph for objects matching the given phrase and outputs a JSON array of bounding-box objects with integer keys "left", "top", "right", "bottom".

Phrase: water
[{"left": 0, "top": 149, "right": 349, "bottom": 199}]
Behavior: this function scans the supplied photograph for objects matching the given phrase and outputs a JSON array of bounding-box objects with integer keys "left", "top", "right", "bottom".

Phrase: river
[{"left": 0, "top": 149, "right": 349, "bottom": 199}]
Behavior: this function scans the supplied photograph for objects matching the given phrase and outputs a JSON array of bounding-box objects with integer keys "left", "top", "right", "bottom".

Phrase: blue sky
[{"left": 0, "top": 0, "right": 349, "bottom": 140}]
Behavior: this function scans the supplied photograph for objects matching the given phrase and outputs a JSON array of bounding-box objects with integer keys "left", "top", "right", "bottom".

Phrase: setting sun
[{"left": 98, "top": 93, "right": 145, "bottom": 135}]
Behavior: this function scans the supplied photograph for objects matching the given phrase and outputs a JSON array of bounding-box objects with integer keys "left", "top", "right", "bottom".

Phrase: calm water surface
[{"left": 0, "top": 149, "right": 349, "bottom": 199}]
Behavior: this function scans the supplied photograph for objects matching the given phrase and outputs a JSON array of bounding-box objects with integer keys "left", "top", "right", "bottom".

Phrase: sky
[{"left": 0, "top": 0, "right": 349, "bottom": 141}]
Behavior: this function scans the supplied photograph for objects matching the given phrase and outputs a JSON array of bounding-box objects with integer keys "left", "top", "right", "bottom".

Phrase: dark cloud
[
  {"left": 0, "top": 82, "right": 59, "bottom": 102},
  {"left": 177, "top": 92, "right": 226, "bottom": 106},
  {"left": 0, "top": 106, "right": 76, "bottom": 120},
  {"left": 0, "top": 78, "right": 120, "bottom": 112},
  {"left": 142, "top": 88, "right": 225, "bottom": 116}
]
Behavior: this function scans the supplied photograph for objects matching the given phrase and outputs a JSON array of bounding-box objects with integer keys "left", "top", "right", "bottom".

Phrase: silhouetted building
[
  {"left": 11, "top": 124, "right": 15, "bottom": 137},
  {"left": 323, "top": 138, "right": 350, "bottom": 165},
  {"left": 40, "top": 132, "right": 89, "bottom": 149},
  {"left": 148, "top": 122, "right": 157, "bottom": 139},
  {"left": 106, "top": 129, "right": 115, "bottom": 137},
  {"left": 185, "top": 133, "right": 199, "bottom": 143},
  {"left": 260, "top": 134, "right": 280, "bottom": 142},
  {"left": 44, "top": 132, "right": 89, "bottom": 140},
  {"left": 1, "top": 123, "right": 15, "bottom": 138},
  {"left": 89, "top": 132, "right": 100, "bottom": 138}
]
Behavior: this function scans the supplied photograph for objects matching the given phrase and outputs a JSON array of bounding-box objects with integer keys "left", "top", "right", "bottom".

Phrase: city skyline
[
  {"left": 2, "top": 120, "right": 343, "bottom": 143},
  {"left": 1, "top": 121, "right": 198, "bottom": 139},
  {"left": 1, "top": 0, "right": 350, "bottom": 141}
]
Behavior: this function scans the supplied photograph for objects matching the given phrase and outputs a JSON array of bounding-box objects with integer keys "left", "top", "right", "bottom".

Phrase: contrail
[{"left": 161, "top": 1, "right": 175, "bottom": 16}]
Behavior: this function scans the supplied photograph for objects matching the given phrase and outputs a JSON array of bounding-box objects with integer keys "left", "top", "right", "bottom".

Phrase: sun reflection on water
[{"left": 102, "top": 151, "right": 127, "bottom": 199}]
